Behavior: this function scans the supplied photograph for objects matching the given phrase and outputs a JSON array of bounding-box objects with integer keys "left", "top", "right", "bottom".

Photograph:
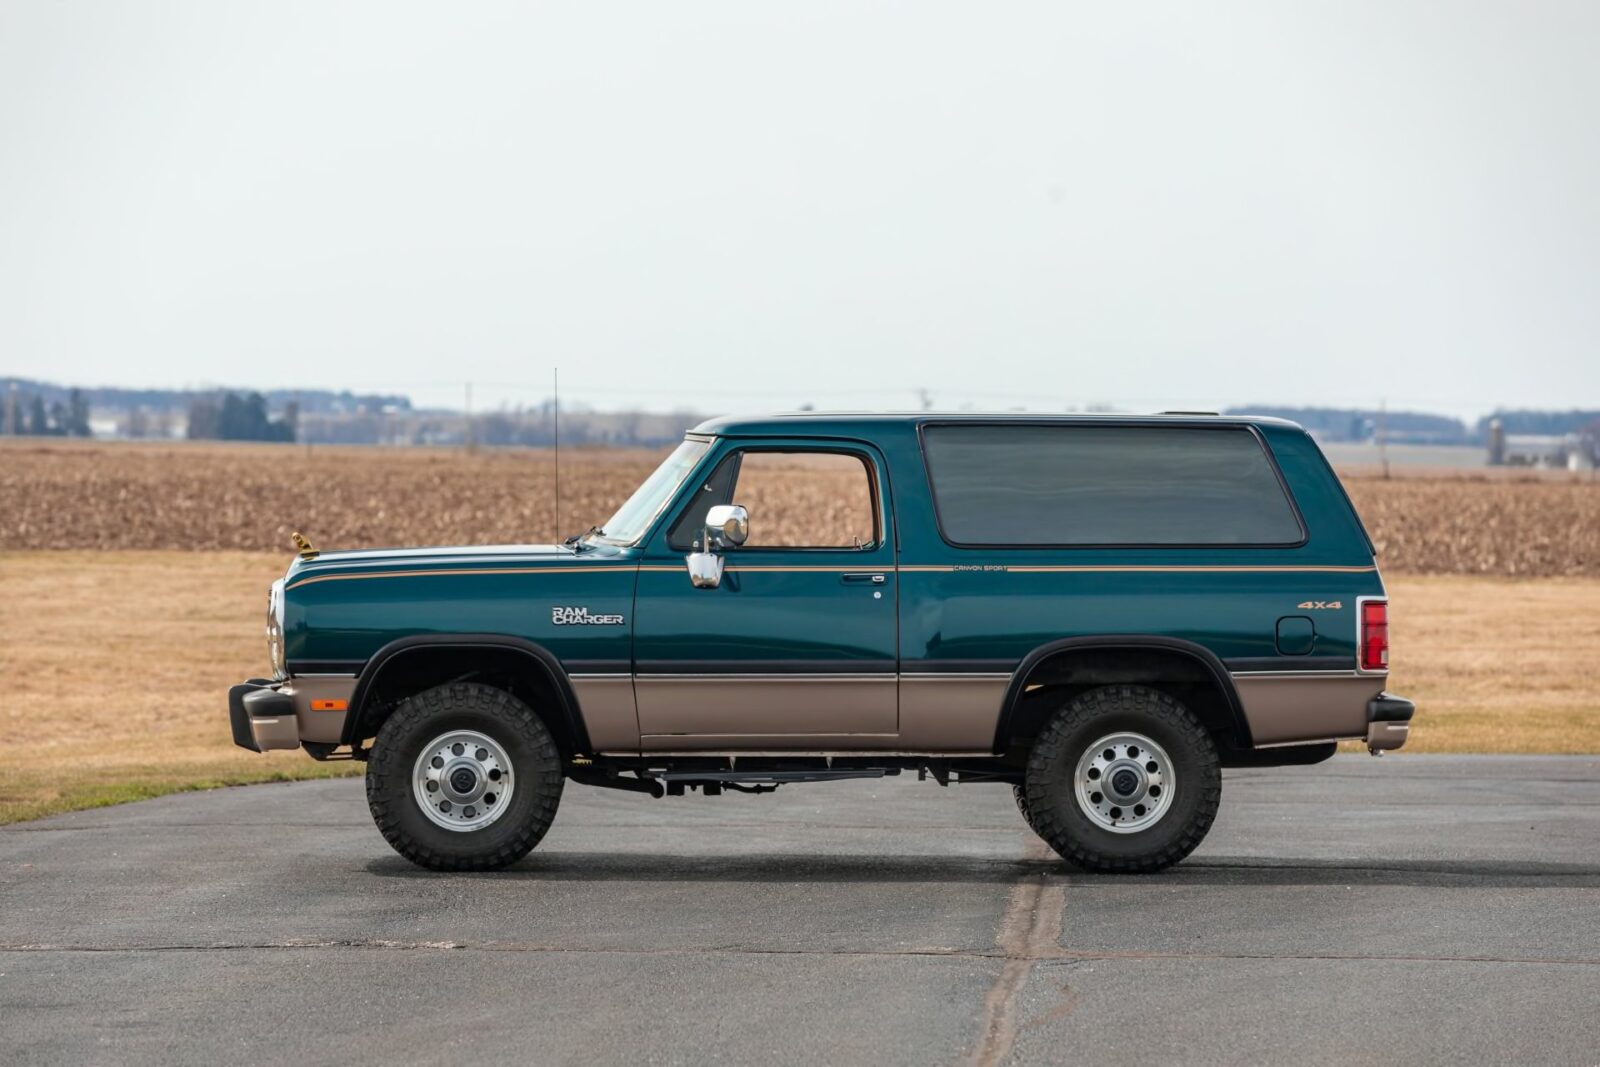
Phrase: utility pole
[
  {"left": 553, "top": 367, "right": 561, "bottom": 544},
  {"left": 5, "top": 380, "right": 16, "bottom": 435},
  {"left": 464, "top": 382, "right": 475, "bottom": 453}
]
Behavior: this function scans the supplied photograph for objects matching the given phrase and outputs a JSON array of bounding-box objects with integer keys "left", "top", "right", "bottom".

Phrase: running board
[{"left": 649, "top": 769, "right": 889, "bottom": 785}]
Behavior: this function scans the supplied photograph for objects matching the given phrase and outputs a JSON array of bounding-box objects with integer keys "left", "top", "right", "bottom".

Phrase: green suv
[{"left": 229, "top": 413, "right": 1413, "bottom": 872}]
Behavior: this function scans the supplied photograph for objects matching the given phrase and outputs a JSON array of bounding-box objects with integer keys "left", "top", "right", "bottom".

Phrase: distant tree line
[
  {"left": 186, "top": 392, "right": 298, "bottom": 442},
  {"left": 1225, "top": 406, "right": 1474, "bottom": 445},
  {"left": 5, "top": 376, "right": 408, "bottom": 416},
  {"left": 1229, "top": 406, "right": 1600, "bottom": 444},
  {"left": 4, "top": 387, "right": 92, "bottom": 436}
]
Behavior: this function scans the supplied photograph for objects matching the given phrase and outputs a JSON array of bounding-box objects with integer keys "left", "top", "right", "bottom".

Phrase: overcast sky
[{"left": 2, "top": 1, "right": 1596, "bottom": 419}]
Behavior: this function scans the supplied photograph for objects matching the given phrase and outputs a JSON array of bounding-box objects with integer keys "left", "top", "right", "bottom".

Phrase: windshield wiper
[{"left": 564, "top": 525, "right": 604, "bottom": 550}]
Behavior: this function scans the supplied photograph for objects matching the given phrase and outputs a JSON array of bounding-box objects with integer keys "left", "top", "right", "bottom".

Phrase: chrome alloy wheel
[
  {"left": 412, "top": 730, "right": 514, "bottom": 832},
  {"left": 1073, "top": 731, "right": 1174, "bottom": 834}
]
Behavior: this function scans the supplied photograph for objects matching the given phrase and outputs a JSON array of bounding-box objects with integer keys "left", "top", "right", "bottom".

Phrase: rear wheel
[
  {"left": 1024, "top": 685, "right": 1220, "bottom": 873},
  {"left": 366, "top": 682, "right": 564, "bottom": 871},
  {"left": 1013, "top": 784, "right": 1041, "bottom": 836}
]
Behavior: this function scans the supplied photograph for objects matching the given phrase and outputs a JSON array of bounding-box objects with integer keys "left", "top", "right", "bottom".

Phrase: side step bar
[{"left": 650, "top": 769, "right": 889, "bottom": 785}]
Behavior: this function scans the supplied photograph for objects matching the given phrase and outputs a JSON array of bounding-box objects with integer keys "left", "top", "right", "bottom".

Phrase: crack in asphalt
[{"left": 966, "top": 838, "right": 1064, "bottom": 1067}]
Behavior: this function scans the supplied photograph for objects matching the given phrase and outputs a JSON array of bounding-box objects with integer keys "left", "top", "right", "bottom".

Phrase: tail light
[{"left": 1360, "top": 599, "right": 1389, "bottom": 671}]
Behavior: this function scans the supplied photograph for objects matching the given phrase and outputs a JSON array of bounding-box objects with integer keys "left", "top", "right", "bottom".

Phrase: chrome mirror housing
[
  {"left": 686, "top": 551, "right": 725, "bottom": 589},
  {"left": 686, "top": 504, "right": 746, "bottom": 588},
  {"left": 704, "top": 504, "right": 749, "bottom": 547}
]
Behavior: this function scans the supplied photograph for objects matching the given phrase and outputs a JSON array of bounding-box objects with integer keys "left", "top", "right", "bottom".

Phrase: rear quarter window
[{"left": 922, "top": 424, "right": 1305, "bottom": 546}]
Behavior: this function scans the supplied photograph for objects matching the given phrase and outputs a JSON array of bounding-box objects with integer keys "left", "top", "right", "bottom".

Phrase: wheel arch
[
  {"left": 994, "top": 635, "right": 1253, "bottom": 753},
  {"left": 340, "top": 634, "right": 591, "bottom": 756}
]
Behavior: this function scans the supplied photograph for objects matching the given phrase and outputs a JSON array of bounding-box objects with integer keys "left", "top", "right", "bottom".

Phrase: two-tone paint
[{"left": 245, "top": 413, "right": 1396, "bottom": 759}]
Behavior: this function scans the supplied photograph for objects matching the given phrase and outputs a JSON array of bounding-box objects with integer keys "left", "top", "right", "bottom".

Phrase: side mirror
[
  {"left": 686, "top": 504, "right": 749, "bottom": 588},
  {"left": 686, "top": 551, "right": 724, "bottom": 589},
  {"left": 704, "top": 504, "right": 749, "bottom": 547}
]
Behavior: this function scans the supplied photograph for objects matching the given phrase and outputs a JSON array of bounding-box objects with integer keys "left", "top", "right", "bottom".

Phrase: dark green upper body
[{"left": 280, "top": 414, "right": 1382, "bottom": 698}]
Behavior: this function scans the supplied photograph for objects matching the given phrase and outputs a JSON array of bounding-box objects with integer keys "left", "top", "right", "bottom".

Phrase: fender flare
[
  {"left": 992, "top": 635, "right": 1253, "bottom": 751},
  {"left": 339, "top": 633, "right": 592, "bottom": 753}
]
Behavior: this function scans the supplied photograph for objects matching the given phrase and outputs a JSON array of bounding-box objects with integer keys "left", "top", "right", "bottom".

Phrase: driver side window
[{"left": 667, "top": 449, "right": 878, "bottom": 550}]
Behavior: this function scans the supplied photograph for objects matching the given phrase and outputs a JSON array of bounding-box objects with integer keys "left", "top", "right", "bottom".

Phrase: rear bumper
[
  {"left": 228, "top": 677, "right": 355, "bottom": 753},
  {"left": 1365, "top": 692, "right": 1415, "bottom": 753}
]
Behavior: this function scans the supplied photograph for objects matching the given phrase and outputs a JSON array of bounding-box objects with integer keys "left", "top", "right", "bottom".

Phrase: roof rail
[{"left": 1157, "top": 410, "right": 1220, "bottom": 416}]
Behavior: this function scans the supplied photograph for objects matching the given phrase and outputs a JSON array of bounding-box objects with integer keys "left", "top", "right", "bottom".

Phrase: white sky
[{"left": 2, "top": 1, "right": 1597, "bottom": 419}]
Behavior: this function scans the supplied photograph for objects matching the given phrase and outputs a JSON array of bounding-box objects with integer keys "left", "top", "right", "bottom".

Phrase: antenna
[{"left": 553, "top": 367, "right": 561, "bottom": 543}]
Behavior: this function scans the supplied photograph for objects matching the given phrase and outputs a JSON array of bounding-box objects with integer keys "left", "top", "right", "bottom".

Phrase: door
[{"left": 631, "top": 442, "right": 898, "bottom": 748}]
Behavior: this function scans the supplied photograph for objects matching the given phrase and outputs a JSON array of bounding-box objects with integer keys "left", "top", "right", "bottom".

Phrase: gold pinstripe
[
  {"left": 289, "top": 561, "right": 1376, "bottom": 589},
  {"left": 639, "top": 564, "right": 881, "bottom": 573},
  {"left": 286, "top": 565, "right": 628, "bottom": 590},
  {"left": 284, "top": 559, "right": 1376, "bottom": 591},
  {"left": 900, "top": 564, "right": 1377, "bottom": 574}
]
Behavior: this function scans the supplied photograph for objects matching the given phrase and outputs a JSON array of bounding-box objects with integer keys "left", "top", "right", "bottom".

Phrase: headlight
[{"left": 266, "top": 579, "right": 286, "bottom": 679}]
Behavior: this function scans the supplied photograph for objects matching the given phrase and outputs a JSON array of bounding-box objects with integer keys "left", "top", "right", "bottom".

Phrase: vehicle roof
[{"left": 690, "top": 411, "right": 1307, "bottom": 436}]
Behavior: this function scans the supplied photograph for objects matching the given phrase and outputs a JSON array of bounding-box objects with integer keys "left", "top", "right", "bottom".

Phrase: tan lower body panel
[
  {"left": 635, "top": 674, "right": 897, "bottom": 747},
  {"left": 897, "top": 674, "right": 1008, "bottom": 750},
  {"left": 1232, "top": 672, "right": 1385, "bottom": 746},
  {"left": 629, "top": 673, "right": 1007, "bottom": 753},
  {"left": 569, "top": 675, "right": 640, "bottom": 752},
  {"left": 283, "top": 676, "right": 355, "bottom": 745}
]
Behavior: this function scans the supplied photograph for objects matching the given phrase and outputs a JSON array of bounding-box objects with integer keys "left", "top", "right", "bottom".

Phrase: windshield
[{"left": 594, "top": 438, "right": 711, "bottom": 545}]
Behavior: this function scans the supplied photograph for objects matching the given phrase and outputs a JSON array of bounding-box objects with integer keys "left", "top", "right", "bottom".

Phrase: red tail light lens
[{"left": 1361, "top": 599, "right": 1389, "bottom": 671}]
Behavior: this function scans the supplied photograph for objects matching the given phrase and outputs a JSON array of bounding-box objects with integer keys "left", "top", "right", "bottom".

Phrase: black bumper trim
[
  {"left": 243, "top": 687, "right": 295, "bottom": 719},
  {"left": 229, "top": 684, "right": 296, "bottom": 753},
  {"left": 1368, "top": 692, "right": 1415, "bottom": 723},
  {"left": 228, "top": 684, "right": 263, "bottom": 753}
]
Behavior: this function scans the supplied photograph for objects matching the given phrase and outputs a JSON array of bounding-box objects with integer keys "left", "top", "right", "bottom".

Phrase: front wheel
[
  {"left": 1023, "top": 685, "right": 1220, "bottom": 873},
  {"left": 366, "top": 682, "right": 564, "bottom": 871}
]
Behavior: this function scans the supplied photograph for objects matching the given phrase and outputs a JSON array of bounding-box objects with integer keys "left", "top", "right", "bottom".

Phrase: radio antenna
[{"left": 553, "top": 367, "right": 562, "bottom": 545}]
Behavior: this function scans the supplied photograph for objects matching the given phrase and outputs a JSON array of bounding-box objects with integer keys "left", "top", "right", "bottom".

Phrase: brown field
[
  {"left": 1343, "top": 478, "right": 1600, "bottom": 578},
  {"left": 1, "top": 438, "right": 1597, "bottom": 823},
  {"left": 4, "top": 438, "right": 1598, "bottom": 576}
]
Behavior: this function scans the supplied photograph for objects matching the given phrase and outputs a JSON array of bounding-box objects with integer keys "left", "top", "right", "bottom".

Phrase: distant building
[{"left": 1490, "top": 430, "right": 1596, "bottom": 471}]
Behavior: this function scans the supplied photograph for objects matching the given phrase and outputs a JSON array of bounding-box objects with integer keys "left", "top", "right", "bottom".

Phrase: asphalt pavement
[{"left": 2, "top": 755, "right": 1597, "bottom": 1066}]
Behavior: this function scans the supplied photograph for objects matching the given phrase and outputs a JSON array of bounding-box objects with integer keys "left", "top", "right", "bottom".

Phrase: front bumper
[
  {"left": 228, "top": 677, "right": 355, "bottom": 753},
  {"left": 1365, "top": 692, "right": 1415, "bottom": 753}
]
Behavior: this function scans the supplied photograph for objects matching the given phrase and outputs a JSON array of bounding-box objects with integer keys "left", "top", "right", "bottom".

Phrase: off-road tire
[
  {"left": 1024, "top": 685, "right": 1220, "bottom": 873},
  {"left": 1013, "top": 784, "right": 1042, "bottom": 836},
  {"left": 366, "top": 682, "right": 564, "bottom": 871}
]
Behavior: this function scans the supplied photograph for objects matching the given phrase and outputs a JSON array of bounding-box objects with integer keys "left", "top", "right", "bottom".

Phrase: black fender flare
[
  {"left": 992, "top": 635, "right": 1253, "bottom": 752},
  {"left": 339, "top": 633, "right": 592, "bottom": 753}
]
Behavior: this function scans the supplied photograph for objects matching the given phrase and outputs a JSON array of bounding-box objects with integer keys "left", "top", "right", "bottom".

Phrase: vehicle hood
[{"left": 283, "top": 543, "right": 631, "bottom": 588}]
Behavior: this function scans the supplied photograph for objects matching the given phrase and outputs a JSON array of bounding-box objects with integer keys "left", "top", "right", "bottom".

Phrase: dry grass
[
  {"left": 1, "top": 551, "right": 1595, "bottom": 824},
  {"left": 1379, "top": 574, "right": 1600, "bottom": 753},
  {"left": 6, "top": 438, "right": 1599, "bottom": 577},
  {"left": 0, "top": 551, "right": 354, "bottom": 823}
]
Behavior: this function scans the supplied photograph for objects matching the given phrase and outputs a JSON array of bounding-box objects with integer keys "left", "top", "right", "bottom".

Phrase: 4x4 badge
[
  {"left": 552, "top": 606, "right": 625, "bottom": 626},
  {"left": 1296, "top": 600, "right": 1343, "bottom": 610}
]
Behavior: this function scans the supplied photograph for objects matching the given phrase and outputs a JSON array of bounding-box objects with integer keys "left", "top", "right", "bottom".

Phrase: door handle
[{"left": 841, "top": 573, "right": 886, "bottom": 584}]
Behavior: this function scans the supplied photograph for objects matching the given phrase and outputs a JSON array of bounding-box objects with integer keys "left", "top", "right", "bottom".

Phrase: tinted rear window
[{"left": 922, "top": 424, "right": 1304, "bottom": 546}]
